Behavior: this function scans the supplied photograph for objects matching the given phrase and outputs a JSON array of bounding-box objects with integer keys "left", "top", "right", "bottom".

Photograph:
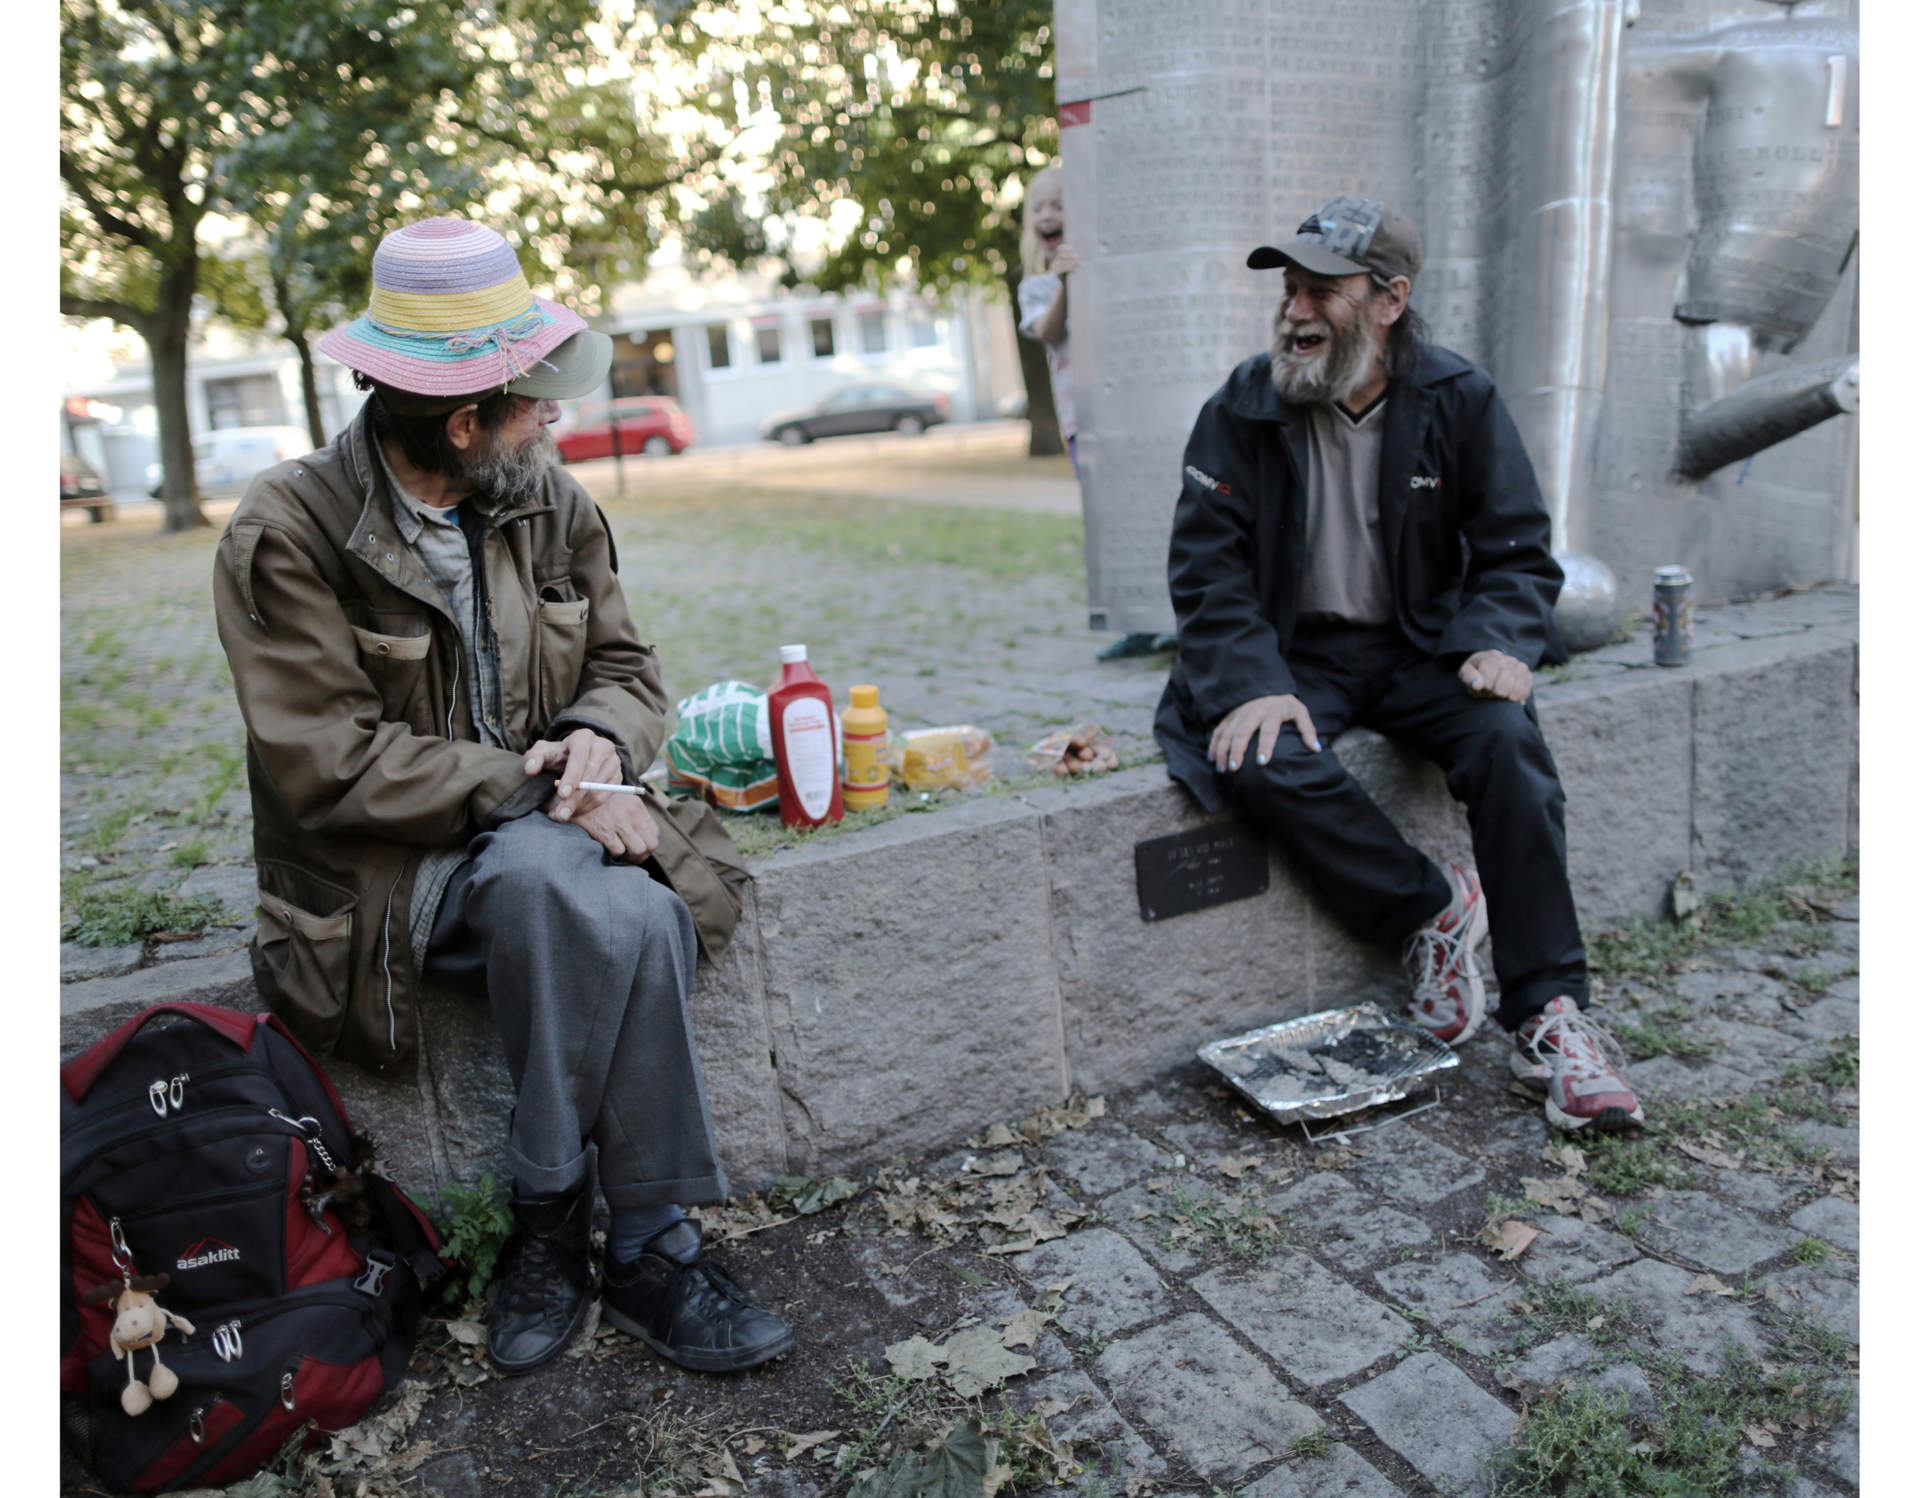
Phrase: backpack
[{"left": 60, "top": 1002, "right": 448, "bottom": 1493}]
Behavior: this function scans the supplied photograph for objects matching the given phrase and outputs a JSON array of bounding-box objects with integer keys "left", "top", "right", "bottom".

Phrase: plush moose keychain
[{"left": 83, "top": 1273, "right": 196, "bottom": 1415}]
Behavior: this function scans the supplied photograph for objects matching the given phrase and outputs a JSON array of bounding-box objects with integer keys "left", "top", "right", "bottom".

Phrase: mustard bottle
[{"left": 841, "top": 685, "right": 890, "bottom": 811}]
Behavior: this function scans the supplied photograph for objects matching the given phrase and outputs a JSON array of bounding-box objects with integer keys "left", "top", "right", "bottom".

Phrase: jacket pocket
[
  {"left": 351, "top": 620, "right": 436, "bottom": 732},
  {"left": 535, "top": 596, "right": 590, "bottom": 725},
  {"left": 250, "top": 861, "right": 356, "bottom": 1051}
]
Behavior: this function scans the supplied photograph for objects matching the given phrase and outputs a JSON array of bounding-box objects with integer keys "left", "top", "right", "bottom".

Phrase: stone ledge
[{"left": 58, "top": 597, "right": 1858, "bottom": 1201}]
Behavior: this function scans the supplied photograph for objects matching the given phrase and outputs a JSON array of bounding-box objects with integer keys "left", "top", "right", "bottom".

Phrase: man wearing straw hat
[{"left": 213, "top": 216, "right": 794, "bottom": 1375}]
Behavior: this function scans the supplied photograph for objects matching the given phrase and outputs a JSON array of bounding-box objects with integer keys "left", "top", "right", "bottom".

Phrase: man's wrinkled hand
[
  {"left": 1458, "top": 650, "right": 1532, "bottom": 703},
  {"left": 567, "top": 792, "right": 661, "bottom": 864},
  {"left": 1209, "top": 693, "right": 1321, "bottom": 772},
  {"left": 523, "top": 728, "right": 622, "bottom": 822}
]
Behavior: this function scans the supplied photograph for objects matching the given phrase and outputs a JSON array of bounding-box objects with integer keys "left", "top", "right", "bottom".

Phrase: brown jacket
[{"left": 212, "top": 408, "right": 748, "bottom": 1076}]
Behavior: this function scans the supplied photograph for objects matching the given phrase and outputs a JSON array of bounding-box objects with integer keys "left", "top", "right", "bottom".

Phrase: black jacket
[{"left": 1154, "top": 342, "right": 1564, "bottom": 811}]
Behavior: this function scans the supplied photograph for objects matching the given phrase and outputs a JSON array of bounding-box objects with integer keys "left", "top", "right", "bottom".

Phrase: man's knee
[
  {"left": 1223, "top": 735, "right": 1350, "bottom": 809},
  {"left": 1451, "top": 702, "right": 1560, "bottom": 799}
]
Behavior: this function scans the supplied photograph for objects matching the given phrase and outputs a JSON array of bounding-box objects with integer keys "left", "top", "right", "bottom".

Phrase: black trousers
[{"left": 1221, "top": 621, "right": 1587, "bottom": 1029}]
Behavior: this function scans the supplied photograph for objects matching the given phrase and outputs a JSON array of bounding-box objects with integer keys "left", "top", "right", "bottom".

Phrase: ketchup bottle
[{"left": 769, "top": 644, "right": 845, "bottom": 828}]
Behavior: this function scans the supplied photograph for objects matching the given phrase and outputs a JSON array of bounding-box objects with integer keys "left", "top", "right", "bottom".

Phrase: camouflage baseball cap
[{"left": 1248, "top": 196, "right": 1422, "bottom": 284}]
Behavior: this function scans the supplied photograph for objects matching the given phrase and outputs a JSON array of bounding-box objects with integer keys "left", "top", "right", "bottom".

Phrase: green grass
[
  {"left": 1504, "top": 1277, "right": 1637, "bottom": 1351},
  {"left": 1587, "top": 857, "right": 1857, "bottom": 983},
  {"left": 1580, "top": 1128, "right": 1698, "bottom": 1198},
  {"left": 60, "top": 876, "right": 223, "bottom": 947},
  {"left": 1156, "top": 1181, "right": 1286, "bottom": 1262},
  {"left": 1781, "top": 1035, "right": 1858, "bottom": 1091},
  {"left": 1790, "top": 1238, "right": 1833, "bottom": 1268},
  {"left": 1660, "top": 1094, "right": 1834, "bottom": 1170},
  {"left": 1490, "top": 1342, "right": 1852, "bottom": 1497},
  {"left": 1285, "top": 1429, "right": 1333, "bottom": 1463},
  {"left": 1610, "top": 1005, "right": 1720, "bottom": 1062},
  {"left": 168, "top": 837, "right": 211, "bottom": 869}
]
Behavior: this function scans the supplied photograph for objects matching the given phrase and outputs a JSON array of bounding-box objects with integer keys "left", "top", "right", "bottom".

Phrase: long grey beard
[
  {"left": 1270, "top": 316, "right": 1381, "bottom": 408},
  {"left": 465, "top": 427, "right": 559, "bottom": 506}
]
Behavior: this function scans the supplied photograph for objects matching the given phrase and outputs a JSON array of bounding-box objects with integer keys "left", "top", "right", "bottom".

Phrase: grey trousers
[{"left": 424, "top": 812, "right": 730, "bottom": 1209}]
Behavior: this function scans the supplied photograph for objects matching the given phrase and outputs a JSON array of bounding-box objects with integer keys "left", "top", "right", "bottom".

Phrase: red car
[{"left": 553, "top": 397, "right": 696, "bottom": 461}]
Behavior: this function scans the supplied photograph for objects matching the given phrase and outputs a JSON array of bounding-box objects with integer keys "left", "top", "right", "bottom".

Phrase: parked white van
[{"left": 146, "top": 425, "right": 315, "bottom": 499}]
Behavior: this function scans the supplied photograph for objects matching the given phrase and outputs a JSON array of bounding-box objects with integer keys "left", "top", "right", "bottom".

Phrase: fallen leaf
[
  {"left": 1522, "top": 1175, "right": 1587, "bottom": 1213},
  {"left": 1743, "top": 1424, "right": 1777, "bottom": 1450},
  {"left": 1672, "top": 870, "right": 1704, "bottom": 924},
  {"left": 445, "top": 1319, "right": 487, "bottom": 1346},
  {"left": 1684, "top": 1273, "right": 1737, "bottom": 1298},
  {"left": 743, "top": 1437, "right": 766, "bottom": 1456},
  {"left": 1214, "top": 1154, "right": 1262, "bottom": 1180},
  {"left": 1540, "top": 1142, "right": 1588, "bottom": 1178},
  {"left": 849, "top": 1420, "right": 999, "bottom": 1498},
  {"left": 938, "top": 1324, "right": 1036, "bottom": 1399},
  {"left": 1586, "top": 1314, "right": 1607, "bottom": 1331},
  {"left": 884, "top": 1334, "right": 944, "bottom": 1381},
  {"left": 784, "top": 1429, "right": 840, "bottom": 1460},
  {"left": 1480, "top": 1219, "right": 1540, "bottom": 1261},
  {"left": 768, "top": 1174, "right": 861, "bottom": 1215},
  {"left": 966, "top": 1151, "right": 1026, "bottom": 1178},
  {"left": 981, "top": 1123, "right": 1020, "bottom": 1148},
  {"left": 1000, "top": 1307, "right": 1052, "bottom": 1350},
  {"left": 1124, "top": 1471, "right": 1153, "bottom": 1498},
  {"left": 1676, "top": 1139, "right": 1742, "bottom": 1171},
  {"left": 982, "top": 1235, "right": 1037, "bottom": 1256},
  {"left": 1577, "top": 1197, "right": 1615, "bottom": 1225}
]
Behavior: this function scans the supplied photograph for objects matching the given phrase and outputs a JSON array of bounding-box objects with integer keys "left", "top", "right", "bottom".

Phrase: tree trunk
[
  {"left": 148, "top": 278, "right": 208, "bottom": 533},
  {"left": 1003, "top": 269, "right": 1063, "bottom": 458},
  {"left": 290, "top": 330, "right": 328, "bottom": 448}
]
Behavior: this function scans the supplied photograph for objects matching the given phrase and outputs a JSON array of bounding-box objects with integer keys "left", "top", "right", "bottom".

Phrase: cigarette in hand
[{"left": 576, "top": 781, "right": 642, "bottom": 795}]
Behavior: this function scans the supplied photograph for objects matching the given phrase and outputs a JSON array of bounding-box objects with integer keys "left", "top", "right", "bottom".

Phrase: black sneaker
[
  {"left": 486, "top": 1187, "right": 594, "bottom": 1374},
  {"left": 601, "top": 1220, "right": 795, "bottom": 1372}
]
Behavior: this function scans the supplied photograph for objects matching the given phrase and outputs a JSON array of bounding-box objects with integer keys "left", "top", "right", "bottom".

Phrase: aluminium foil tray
[{"left": 1197, "top": 1003, "right": 1459, "bottom": 1124}]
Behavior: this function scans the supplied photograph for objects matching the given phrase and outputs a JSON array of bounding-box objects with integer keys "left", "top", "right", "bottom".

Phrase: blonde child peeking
[{"left": 1017, "top": 166, "right": 1169, "bottom": 660}]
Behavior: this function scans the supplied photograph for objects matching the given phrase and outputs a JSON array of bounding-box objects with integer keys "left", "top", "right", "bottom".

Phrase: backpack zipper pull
[
  {"left": 279, "top": 1370, "right": 296, "bottom": 1412},
  {"left": 108, "top": 1216, "right": 132, "bottom": 1274},
  {"left": 189, "top": 1406, "right": 206, "bottom": 1444},
  {"left": 148, "top": 1080, "right": 168, "bottom": 1118},
  {"left": 169, "top": 1073, "right": 188, "bottom": 1111}
]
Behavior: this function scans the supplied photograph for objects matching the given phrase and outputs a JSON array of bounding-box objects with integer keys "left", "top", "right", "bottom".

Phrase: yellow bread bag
[{"left": 891, "top": 724, "right": 995, "bottom": 791}]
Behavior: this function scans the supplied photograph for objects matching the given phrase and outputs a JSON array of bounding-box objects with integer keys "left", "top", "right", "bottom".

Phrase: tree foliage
[
  {"left": 664, "top": 0, "right": 1066, "bottom": 451},
  {"left": 60, "top": 0, "right": 718, "bottom": 522}
]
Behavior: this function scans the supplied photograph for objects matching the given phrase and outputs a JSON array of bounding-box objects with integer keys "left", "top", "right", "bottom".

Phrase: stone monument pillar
[{"left": 1055, "top": 0, "right": 1859, "bottom": 641}]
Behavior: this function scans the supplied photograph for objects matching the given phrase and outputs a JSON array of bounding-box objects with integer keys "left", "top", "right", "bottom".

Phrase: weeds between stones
[
  {"left": 1781, "top": 1035, "right": 1859, "bottom": 1091},
  {"left": 1585, "top": 857, "right": 1856, "bottom": 984},
  {"left": 1285, "top": 1428, "right": 1333, "bottom": 1463},
  {"left": 58, "top": 873, "right": 222, "bottom": 947},
  {"left": 1578, "top": 1127, "right": 1698, "bottom": 1198},
  {"left": 1154, "top": 1180, "right": 1286, "bottom": 1262},
  {"left": 1502, "top": 1277, "right": 1638, "bottom": 1352},
  {"left": 1609, "top": 1005, "right": 1721, "bottom": 1062},
  {"left": 1489, "top": 1339, "right": 1854, "bottom": 1498}
]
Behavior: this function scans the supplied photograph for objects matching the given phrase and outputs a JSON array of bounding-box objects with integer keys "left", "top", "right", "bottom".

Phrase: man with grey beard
[
  {"left": 214, "top": 216, "right": 794, "bottom": 1380},
  {"left": 1154, "top": 196, "right": 1644, "bottom": 1135}
]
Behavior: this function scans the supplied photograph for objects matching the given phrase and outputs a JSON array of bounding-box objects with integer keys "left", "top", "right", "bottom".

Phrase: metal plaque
[{"left": 1134, "top": 821, "right": 1268, "bottom": 922}]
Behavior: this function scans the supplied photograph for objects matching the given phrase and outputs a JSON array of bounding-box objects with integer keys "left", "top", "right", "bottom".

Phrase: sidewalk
[{"left": 78, "top": 879, "right": 1856, "bottom": 1498}]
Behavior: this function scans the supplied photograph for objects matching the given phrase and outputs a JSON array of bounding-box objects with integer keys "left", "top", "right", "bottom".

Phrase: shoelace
[
  {"left": 1523, "top": 1006, "right": 1627, "bottom": 1084},
  {"left": 1402, "top": 899, "right": 1472, "bottom": 997},
  {"left": 500, "top": 1234, "right": 578, "bottom": 1313}
]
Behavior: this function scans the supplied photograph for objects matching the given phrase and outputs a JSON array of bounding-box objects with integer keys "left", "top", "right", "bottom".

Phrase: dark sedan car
[
  {"left": 759, "top": 382, "right": 950, "bottom": 445},
  {"left": 61, "top": 452, "right": 115, "bottom": 523}
]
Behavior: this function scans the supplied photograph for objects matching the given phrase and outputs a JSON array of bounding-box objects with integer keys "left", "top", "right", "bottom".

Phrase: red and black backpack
[{"left": 60, "top": 1003, "right": 447, "bottom": 1492}]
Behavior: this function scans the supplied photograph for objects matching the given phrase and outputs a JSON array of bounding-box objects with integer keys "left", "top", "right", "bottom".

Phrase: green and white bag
[{"left": 664, "top": 681, "right": 779, "bottom": 813}]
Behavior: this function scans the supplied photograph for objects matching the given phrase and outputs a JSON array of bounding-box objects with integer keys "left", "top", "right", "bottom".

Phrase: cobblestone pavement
[{"left": 62, "top": 888, "right": 1854, "bottom": 1497}]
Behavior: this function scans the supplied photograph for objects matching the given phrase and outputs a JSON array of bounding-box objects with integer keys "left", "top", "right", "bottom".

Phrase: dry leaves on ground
[
  {"left": 1684, "top": 1273, "right": 1739, "bottom": 1298},
  {"left": 882, "top": 1326, "right": 1037, "bottom": 1400},
  {"left": 1479, "top": 1218, "right": 1540, "bottom": 1262}
]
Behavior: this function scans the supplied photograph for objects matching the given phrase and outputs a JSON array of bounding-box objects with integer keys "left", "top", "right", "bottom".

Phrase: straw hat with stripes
[{"left": 318, "top": 217, "right": 611, "bottom": 400}]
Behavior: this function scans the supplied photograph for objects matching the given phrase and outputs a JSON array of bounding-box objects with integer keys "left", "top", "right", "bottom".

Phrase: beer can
[{"left": 1652, "top": 566, "right": 1693, "bottom": 667}]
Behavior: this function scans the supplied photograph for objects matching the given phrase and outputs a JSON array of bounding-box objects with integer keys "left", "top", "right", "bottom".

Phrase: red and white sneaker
[
  {"left": 1511, "top": 997, "right": 1646, "bottom": 1132},
  {"left": 1400, "top": 862, "right": 1488, "bottom": 1046}
]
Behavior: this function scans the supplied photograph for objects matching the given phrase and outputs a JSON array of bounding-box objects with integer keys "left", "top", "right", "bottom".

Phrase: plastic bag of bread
[
  {"left": 1025, "top": 721, "right": 1120, "bottom": 778},
  {"left": 891, "top": 724, "right": 995, "bottom": 791}
]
